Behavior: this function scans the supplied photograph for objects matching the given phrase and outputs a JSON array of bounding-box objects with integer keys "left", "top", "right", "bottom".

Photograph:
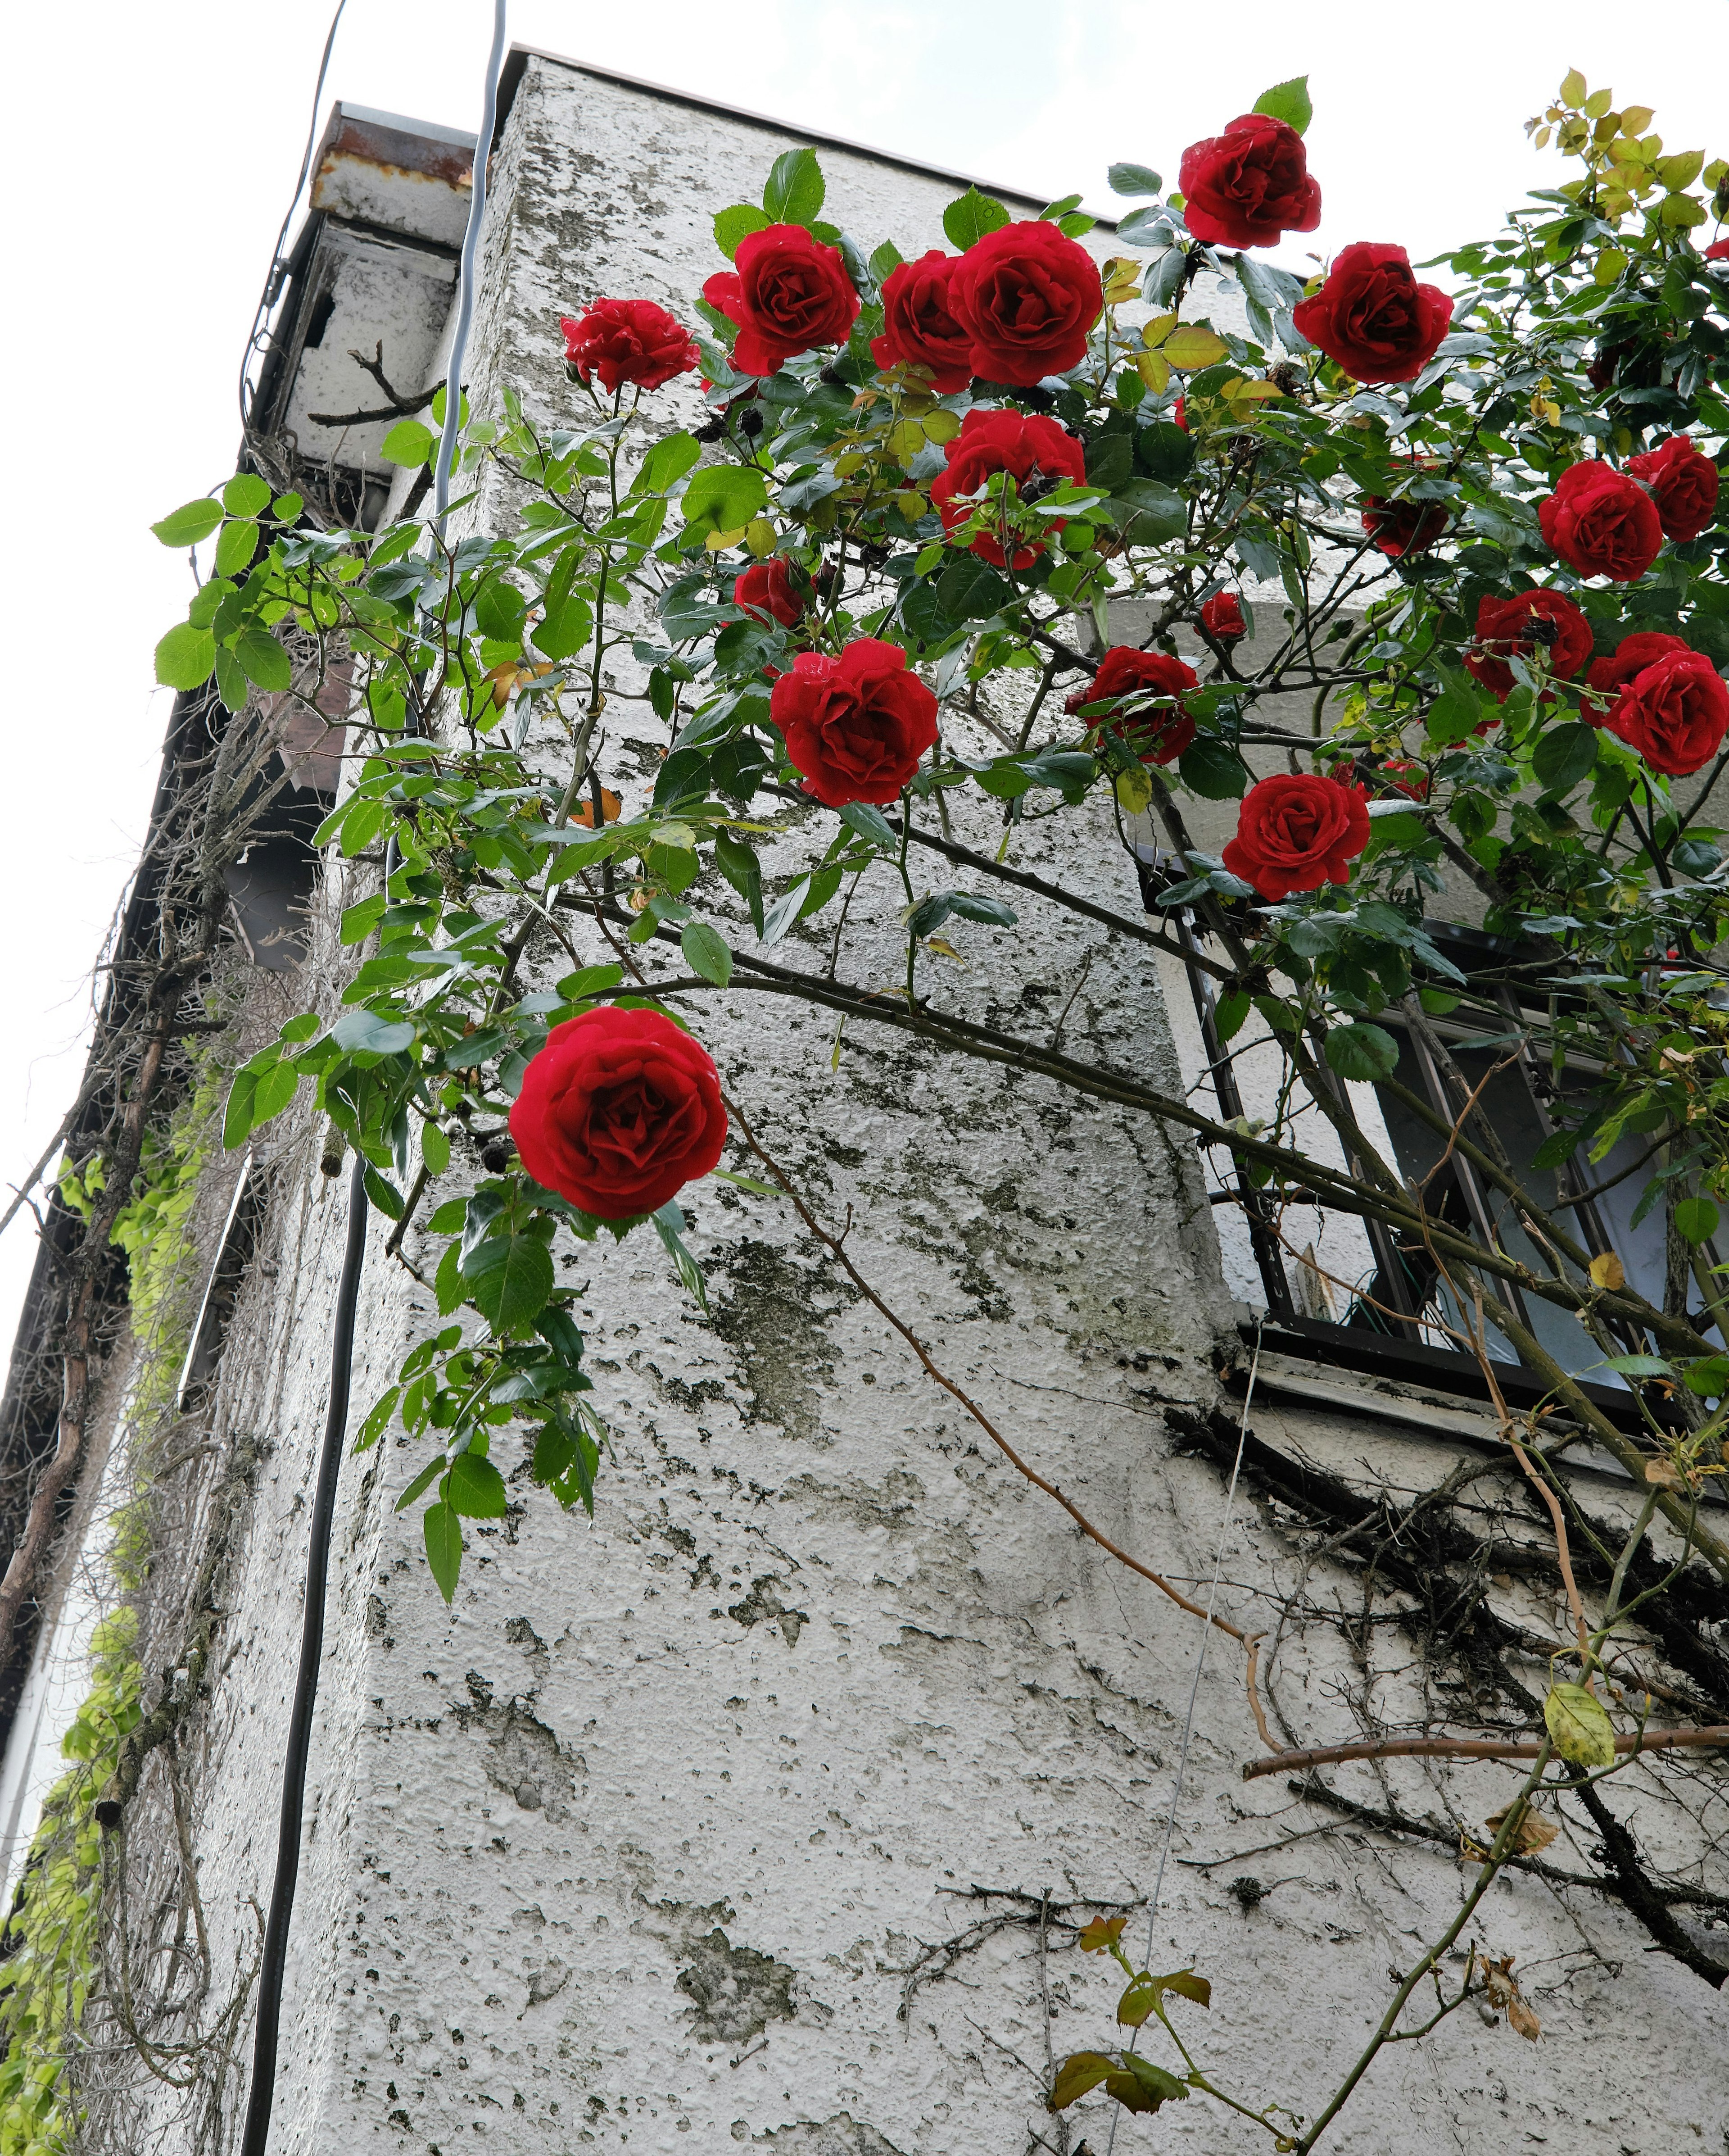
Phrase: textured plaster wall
[{"left": 150, "top": 57, "right": 1728, "bottom": 2156}]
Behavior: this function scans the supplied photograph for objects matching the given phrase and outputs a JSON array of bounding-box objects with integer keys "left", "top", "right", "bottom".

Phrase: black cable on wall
[{"left": 237, "top": 6, "right": 509, "bottom": 2147}]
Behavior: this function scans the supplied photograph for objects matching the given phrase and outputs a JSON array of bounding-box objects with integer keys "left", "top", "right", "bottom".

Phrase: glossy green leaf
[
  {"left": 943, "top": 187, "right": 1012, "bottom": 251},
  {"left": 762, "top": 146, "right": 825, "bottom": 227},
  {"left": 1252, "top": 76, "right": 1313, "bottom": 136},
  {"left": 151, "top": 497, "right": 224, "bottom": 547},
  {"left": 1675, "top": 1195, "right": 1720, "bottom": 1244},
  {"left": 423, "top": 1499, "right": 464, "bottom": 1602},
  {"left": 382, "top": 418, "right": 435, "bottom": 468},
  {"left": 714, "top": 202, "right": 772, "bottom": 260},
  {"left": 448, "top": 1452, "right": 508, "bottom": 1517},
  {"left": 155, "top": 622, "right": 217, "bottom": 690},
  {"left": 681, "top": 919, "right": 734, "bottom": 986},
  {"left": 463, "top": 1235, "right": 555, "bottom": 1334}
]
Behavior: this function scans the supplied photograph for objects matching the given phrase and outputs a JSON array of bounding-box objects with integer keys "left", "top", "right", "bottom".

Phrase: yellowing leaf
[
  {"left": 1544, "top": 1681, "right": 1616, "bottom": 1768},
  {"left": 1163, "top": 325, "right": 1229, "bottom": 371},
  {"left": 1077, "top": 1915, "right": 1127, "bottom": 1954},
  {"left": 894, "top": 490, "right": 928, "bottom": 518},
  {"left": 1559, "top": 66, "right": 1588, "bottom": 107},
  {"left": 924, "top": 935, "right": 967, "bottom": 965},
  {"left": 1589, "top": 1251, "right": 1625, "bottom": 1291},
  {"left": 744, "top": 518, "right": 778, "bottom": 557},
  {"left": 1140, "top": 310, "right": 1178, "bottom": 350},
  {"left": 1620, "top": 104, "right": 1655, "bottom": 135},
  {"left": 1049, "top": 2053, "right": 1118, "bottom": 2112},
  {"left": 705, "top": 525, "right": 749, "bottom": 552},
  {"left": 1484, "top": 1802, "right": 1559, "bottom": 1856},
  {"left": 1657, "top": 150, "right": 1705, "bottom": 191},
  {"left": 1113, "top": 764, "right": 1154, "bottom": 815},
  {"left": 832, "top": 451, "right": 869, "bottom": 478},
  {"left": 886, "top": 418, "right": 927, "bottom": 462},
  {"left": 1643, "top": 1457, "right": 1685, "bottom": 1489},
  {"left": 1507, "top": 1993, "right": 1542, "bottom": 2042},
  {"left": 921, "top": 407, "right": 961, "bottom": 445},
  {"left": 1135, "top": 349, "right": 1172, "bottom": 395},
  {"left": 574, "top": 787, "right": 623, "bottom": 829},
  {"left": 1659, "top": 192, "right": 1707, "bottom": 228}
]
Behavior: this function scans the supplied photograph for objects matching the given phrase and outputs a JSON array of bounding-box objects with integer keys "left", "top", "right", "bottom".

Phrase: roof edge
[{"left": 493, "top": 45, "right": 1118, "bottom": 229}]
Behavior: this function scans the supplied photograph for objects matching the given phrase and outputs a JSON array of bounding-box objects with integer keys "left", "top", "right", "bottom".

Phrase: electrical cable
[
  {"left": 1104, "top": 1320, "right": 1262, "bottom": 2156},
  {"left": 237, "top": 7, "right": 509, "bottom": 2147},
  {"left": 239, "top": 0, "right": 348, "bottom": 431}
]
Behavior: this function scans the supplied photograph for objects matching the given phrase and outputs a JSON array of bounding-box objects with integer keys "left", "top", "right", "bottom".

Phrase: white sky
[{"left": 4, "top": 0, "right": 1729, "bottom": 1365}]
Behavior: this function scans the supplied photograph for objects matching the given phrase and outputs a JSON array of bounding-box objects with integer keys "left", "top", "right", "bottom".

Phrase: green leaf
[
  {"left": 214, "top": 517, "right": 259, "bottom": 579},
  {"left": 682, "top": 463, "right": 769, "bottom": 535},
  {"left": 223, "top": 472, "right": 272, "bottom": 517},
  {"left": 1108, "top": 163, "right": 1163, "bottom": 198},
  {"left": 556, "top": 962, "right": 627, "bottom": 999},
  {"left": 762, "top": 146, "right": 826, "bottom": 227},
  {"left": 231, "top": 625, "right": 292, "bottom": 693},
  {"left": 1049, "top": 2053, "right": 1118, "bottom": 2112},
  {"left": 1117, "top": 1975, "right": 1159, "bottom": 2028},
  {"left": 1215, "top": 989, "right": 1251, "bottom": 1042},
  {"left": 1252, "top": 76, "right": 1313, "bottom": 136},
  {"left": 634, "top": 430, "right": 703, "bottom": 496},
  {"left": 1178, "top": 737, "right": 1249, "bottom": 799},
  {"left": 332, "top": 1009, "right": 417, "bottom": 1057},
  {"left": 531, "top": 591, "right": 593, "bottom": 661},
  {"left": 422, "top": 1122, "right": 451, "bottom": 1176},
  {"left": 428, "top": 1198, "right": 468, "bottom": 1234},
  {"left": 714, "top": 202, "right": 772, "bottom": 260},
  {"left": 1544, "top": 1681, "right": 1616, "bottom": 1768},
  {"left": 382, "top": 418, "right": 435, "bottom": 468},
  {"left": 155, "top": 622, "right": 217, "bottom": 690},
  {"left": 448, "top": 1452, "right": 508, "bottom": 1518},
  {"left": 936, "top": 555, "right": 1011, "bottom": 622},
  {"left": 252, "top": 1060, "right": 300, "bottom": 1129},
  {"left": 222, "top": 1069, "right": 258, "bottom": 1151},
  {"left": 463, "top": 1235, "right": 555, "bottom": 1334},
  {"left": 353, "top": 1386, "right": 401, "bottom": 1456},
  {"left": 435, "top": 1238, "right": 466, "bottom": 1316},
  {"left": 942, "top": 187, "right": 1012, "bottom": 250},
  {"left": 869, "top": 240, "right": 905, "bottom": 284},
  {"left": 839, "top": 802, "right": 898, "bottom": 850},
  {"left": 655, "top": 1205, "right": 710, "bottom": 1314},
  {"left": 363, "top": 1167, "right": 405, "bottom": 1219},
  {"left": 1326, "top": 1022, "right": 1400, "bottom": 1083},
  {"left": 1114, "top": 2056, "right": 1189, "bottom": 2113},
  {"left": 151, "top": 497, "right": 224, "bottom": 547},
  {"left": 681, "top": 920, "right": 734, "bottom": 986},
  {"left": 1675, "top": 1195, "right": 1720, "bottom": 1244},
  {"left": 423, "top": 1499, "right": 464, "bottom": 1602},
  {"left": 1532, "top": 722, "right": 1598, "bottom": 795}
]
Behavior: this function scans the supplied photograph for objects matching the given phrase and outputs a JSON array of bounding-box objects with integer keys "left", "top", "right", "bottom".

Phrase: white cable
[{"left": 1104, "top": 1320, "right": 1262, "bottom": 2153}]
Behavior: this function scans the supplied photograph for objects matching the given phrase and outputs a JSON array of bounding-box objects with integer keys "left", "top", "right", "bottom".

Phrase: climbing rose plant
[{"left": 143, "top": 67, "right": 1729, "bottom": 2146}]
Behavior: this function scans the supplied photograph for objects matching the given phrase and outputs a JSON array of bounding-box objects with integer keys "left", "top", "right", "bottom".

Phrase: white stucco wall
[{"left": 131, "top": 55, "right": 1727, "bottom": 2156}]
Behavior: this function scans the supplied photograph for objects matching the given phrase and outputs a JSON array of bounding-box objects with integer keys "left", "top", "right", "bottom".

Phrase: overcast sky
[{"left": 5, "top": 0, "right": 1729, "bottom": 1361}]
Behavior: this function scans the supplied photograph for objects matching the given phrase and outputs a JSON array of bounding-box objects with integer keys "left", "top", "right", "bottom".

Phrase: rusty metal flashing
[
  {"left": 491, "top": 45, "right": 1121, "bottom": 230},
  {"left": 309, "top": 102, "right": 476, "bottom": 249}
]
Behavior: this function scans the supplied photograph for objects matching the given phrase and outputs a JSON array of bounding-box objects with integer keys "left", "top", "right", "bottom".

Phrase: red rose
[
  {"left": 1706, "top": 239, "right": 1729, "bottom": 262},
  {"left": 1464, "top": 589, "right": 1593, "bottom": 702},
  {"left": 1222, "top": 773, "right": 1371, "bottom": 902},
  {"left": 1584, "top": 631, "right": 1689, "bottom": 718},
  {"left": 929, "top": 408, "right": 1087, "bottom": 568},
  {"left": 1200, "top": 592, "right": 1247, "bottom": 641},
  {"left": 703, "top": 224, "right": 860, "bottom": 377},
  {"left": 1172, "top": 395, "right": 1187, "bottom": 432},
  {"left": 1380, "top": 759, "right": 1429, "bottom": 800},
  {"left": 1290, "top": 243, "right": 1453, "bottom": 385},
  {"left": 871, "top": 251, "right": 973, "bottom": 393},
  {"left": 1538, "top": 460, "right": 1662, "bottom": 582},
  {"left": 1177, "top": 114, "right": 1322, "bottom": 250},
  {"left": 769, "top": 639, "right": 939, "bottom": 806},
  {"left": 1626, "top": 434, "right": 1720, "bottom": 542},
  {"left": 950, "top": 221, "right": 1103, "bottom": 385},
  {"left": 1360, "top": 466, "right": 1448, "bottom": 559},
  {"left": 1609, "top": 649, "right": 1729, "bottom": 776},
  {"left": 733, "top": 558, "right": 804, "bottom": 628},
  {"left": 509, "top": 1008, "right": 727, "bottom": 1221},
  {"left": 1064, "top": 647, "right": 1197, "bottom": 765},
  {"left": 559, "top": 298, "right": 700, "bottom": 394}
]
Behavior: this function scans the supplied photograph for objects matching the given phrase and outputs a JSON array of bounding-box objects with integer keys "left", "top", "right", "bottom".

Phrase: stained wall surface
[{"left": 153, "top": 55, "right": 1727, "bottom": 2156}]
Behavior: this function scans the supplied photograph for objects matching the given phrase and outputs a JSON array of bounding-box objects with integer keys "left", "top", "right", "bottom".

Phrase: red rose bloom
[
  {"left": 1539, "top": 461, "right": 1662, "bottom": 582},
  {"left": 559, "top": 298, "right": 700, "bottom": 394},
  {"left": 929, "top": 408, "right": 1087, "bottom": 568},
  {"left": 1177, "top": 114, "right": 1322, "bottom": 250},
  {"left": 1222, "top": 773, "right": 1371, "bottom": 902},
  {"left": 1200, "top": 592, "right": 1247, "bottom": 641},
  {"left": 769, "top": 639, "right": 939, "bottom": 806},
  {"left": 1626, "top": 435, "right": 1720, "bottom": 542},
  {"left": 1172, "top": 395, "right": 1187, "bottom": 431},
  {"left": 1706, "top": 239, "right": 1729, "bottom": 262},
  {"left": 1380, "top": 759, "right": 1429, "bottom": 800},
  {"left": 509, "top": 1007, "right": 727, "bottom": 1221},
  {"left": 950, "top": 221, "right": 1103, "bottom": 385},
  {"left": 1464, "top": 589, "right": 1593, "bottom": 702},
  {"left": 871, "top": 251, "right": 973, "bottom": 392},
  {"left": 1064, "top": 647, "right": 1198, "bottom": 765},
  {"left": 732, "top": 558, "right": 804, "bottom": 628},
  {"left": 703, "top": 224, "right": 860, "bottom": 377},
  {"left": 1361, "top": 488, "right": 1448, "bottom": 559},
  {"left": 1609, "top": 649, "right": 1729, "bottom": 776},
  {"left": 1291, "top": 243, "right": 1453, "bottom": 386},
  {"left": 1584, "top": 631, "right": 1689, "bottom": 718}
]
